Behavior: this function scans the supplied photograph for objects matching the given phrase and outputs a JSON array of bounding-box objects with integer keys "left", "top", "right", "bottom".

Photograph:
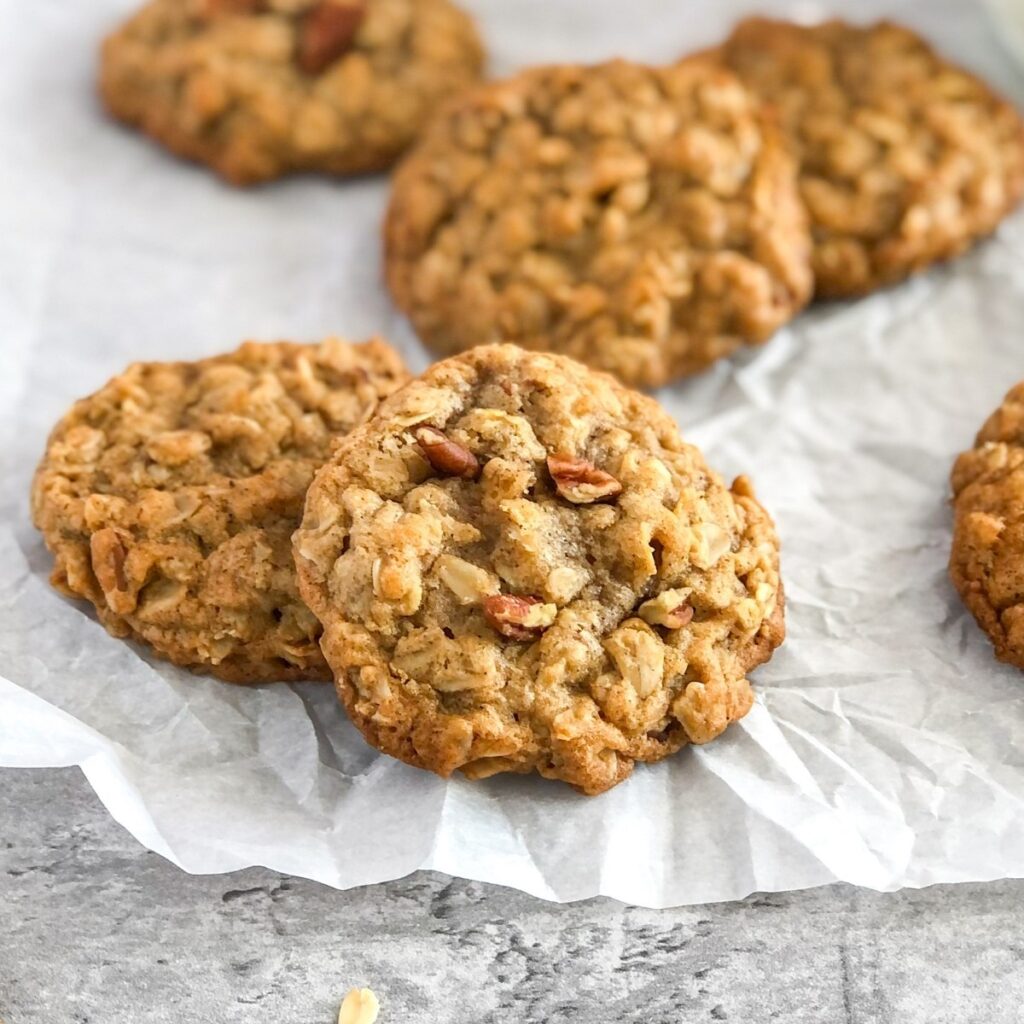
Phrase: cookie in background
[
  {"left": 99, "top": 0, "right": 485, "bottom": 185},
  {"left": 385, "top": 58, "right": 813, "bottom": 389},
  {"left": 715, "top": 18, "right": 1024, "bottom": 296}
]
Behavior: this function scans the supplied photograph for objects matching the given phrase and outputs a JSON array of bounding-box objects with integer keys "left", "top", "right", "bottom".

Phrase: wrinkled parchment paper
[{"left": 4, "top": 0, "right": 1024, "bottom": 908}]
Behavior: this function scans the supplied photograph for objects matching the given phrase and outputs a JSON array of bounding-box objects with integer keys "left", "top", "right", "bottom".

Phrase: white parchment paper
[{"left": 4, "top": 0, "right": 1024, "bottom": 908}]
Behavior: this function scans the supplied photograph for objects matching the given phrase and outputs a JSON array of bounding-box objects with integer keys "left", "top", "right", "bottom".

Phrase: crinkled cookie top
[
  {"left": 32, "top": 338, "right": 408, "bottom": 682},
  {"left": 294, "top": 345, "right": 784, "bottom": 794},
  {"left": 951, "top": 383, "right": 1024, "bottom": 670},
  {"left": 99, "top": 0, "right": 485, "bottom": 184},
  {"left": 385, "top": 58, "right": 812, "bottom": 389},
  {"left": 718, "top": 18, "right": 1024, "bottom": 296}
]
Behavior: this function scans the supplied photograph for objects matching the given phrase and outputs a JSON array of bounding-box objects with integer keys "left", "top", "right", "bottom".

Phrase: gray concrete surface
[{"left": 2, "top": 767, "right": 1023, "bottom": 1024}]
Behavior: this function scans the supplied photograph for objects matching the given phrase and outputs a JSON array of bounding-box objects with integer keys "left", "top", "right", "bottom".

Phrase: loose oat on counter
[
  {"left": 338, "top": 987, "right": 379, "bottom": 1024},
  {"left": 294, "top": 345, "right": 784, "bottom": 794}
]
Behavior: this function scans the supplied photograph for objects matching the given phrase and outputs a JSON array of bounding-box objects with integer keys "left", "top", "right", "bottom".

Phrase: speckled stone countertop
[{"left": 2, "top": 768, "right": 1023, "bottom": 1023}]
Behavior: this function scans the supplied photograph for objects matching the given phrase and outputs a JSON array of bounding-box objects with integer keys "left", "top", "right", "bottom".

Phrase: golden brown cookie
[
  {"left": 384, "top": 58, "right": 812, "bottom": 389},
  {"left": 717, "top": 18, "right": 1024, "bottom": 296},
  {"left": 32, "top": 338, "right": 409, "bottom": 682},
  {"left": 950, "top": 383, "right": 1024, "bottom": 669},
  {"left": 99, "top": 0, "right": 485, "bottom": 185},
  {"left": 294, "top": 344, "right": 784, "bottom": 793}
]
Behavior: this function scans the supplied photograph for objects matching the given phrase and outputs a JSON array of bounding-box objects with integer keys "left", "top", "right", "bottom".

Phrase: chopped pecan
[
  {"left": 89, "top": 528, "right": 138, "bottom": 615},
  {"left": 547, "top": 453, "right": 622, "bottom": 504},
  {"left": 638, "top": 588, "right": 694, "bottom": 629},
  {"left": 298, "top": 1, "right": 366, "bottom": 75},
  {"left": 483, "top": 594, "right": 557, "bottom": 640},
  {"left": 414, "top": 425, "right": 480, "bottom": 479},
  {"left": 90, "top": 528, "right": 128, "bottom": 594}
]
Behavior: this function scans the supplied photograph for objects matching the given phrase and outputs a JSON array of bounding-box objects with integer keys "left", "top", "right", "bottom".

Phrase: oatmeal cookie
[
  {"left": 384, "top": 58, "right": 812, "bottom": 389},
  {"left": 950, "top": 383, "right": 1024, "bottom": 669},
  {"left": 99, "top": 0, "right": 485, "bottom": 185},
  {"left": 32, "top": 338, "right": 408, "bottom": 682},
  {"left": 294, "top": 345, "right": 784, "bottom": 794},
  {"left": 717, "top": 18, "right": 1024, "bottom": 296}
]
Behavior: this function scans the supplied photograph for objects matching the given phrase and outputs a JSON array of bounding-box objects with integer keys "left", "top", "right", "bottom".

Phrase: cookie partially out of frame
[
  {"left": 32, "top": 338, "right": 408, "bottom": 682},
  {"left": 717, "top": 18, "right": 1024, "bottom": 296},
  {"left": 99, "top": 0, "right": 485, "bottom": 185},
  {"left": 294, "top": 344, "right": 784, "bottom": 794},
  {"left": 951, "top": 383, "right": 1024, "bottom": 670},
  {"left": 385, "top": 58, "right": 812, "bottom": 389}
]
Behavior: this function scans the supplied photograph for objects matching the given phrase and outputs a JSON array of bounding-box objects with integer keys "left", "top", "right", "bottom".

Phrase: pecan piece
[
  {"left": 638, "top": 588, "right": 694, "bottom": 629},
  {"left": 90, "top": 528, "right": 127, "bottom": 594},
  {"left": 89, "top": 528, "right": 137, "bottom": 615},
  {"left": 547, "top": 453, "right": 622, "bottom": 504},
  {"left": 415, "top": 426, "right": 480, "bottom": 479},
  {"left": 483, "top": 595, "right": 557, "bottom": 640},
  {"left": 298, "top": 1, "right": 366, "bottom": 75}
]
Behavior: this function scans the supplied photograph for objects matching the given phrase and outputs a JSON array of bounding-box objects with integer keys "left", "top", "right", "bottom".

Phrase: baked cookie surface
[
  {"left": 718, "top": 18, "right": 1024, "bottom": 296},
  {"left": 100, "top": 0, "right": 485, "bottom": 184},
  {"left": 32, "top": 338, "right": 409, "bottom": 683},
  {"left": 384, "top": 58, "right": 812, "bottom": 389},
  {"left": 294, "top": 345, "right": 784, "bottom": 793},
  {"left": 951, "top": 383, "right": 1024, "bottom": 669}
]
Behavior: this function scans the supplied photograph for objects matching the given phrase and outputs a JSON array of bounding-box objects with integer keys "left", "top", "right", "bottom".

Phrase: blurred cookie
[
  {"left": 951, "top": 383, "right": 1024, "bottom": 669},
  {"left": 294, "top": 344, "right": 784, "bottom": 794},
  {"left": 718, "top": 18, "right": 1024, "bottom": 296},
  {"left": 99, "top": 0, "right": 484, "bottom": 184},
  {"left": 384, "top": 58, "right": 812, "bottom": 389},
  {"left": 32, "top": 338, "right": 408, "bottom": 682}
]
